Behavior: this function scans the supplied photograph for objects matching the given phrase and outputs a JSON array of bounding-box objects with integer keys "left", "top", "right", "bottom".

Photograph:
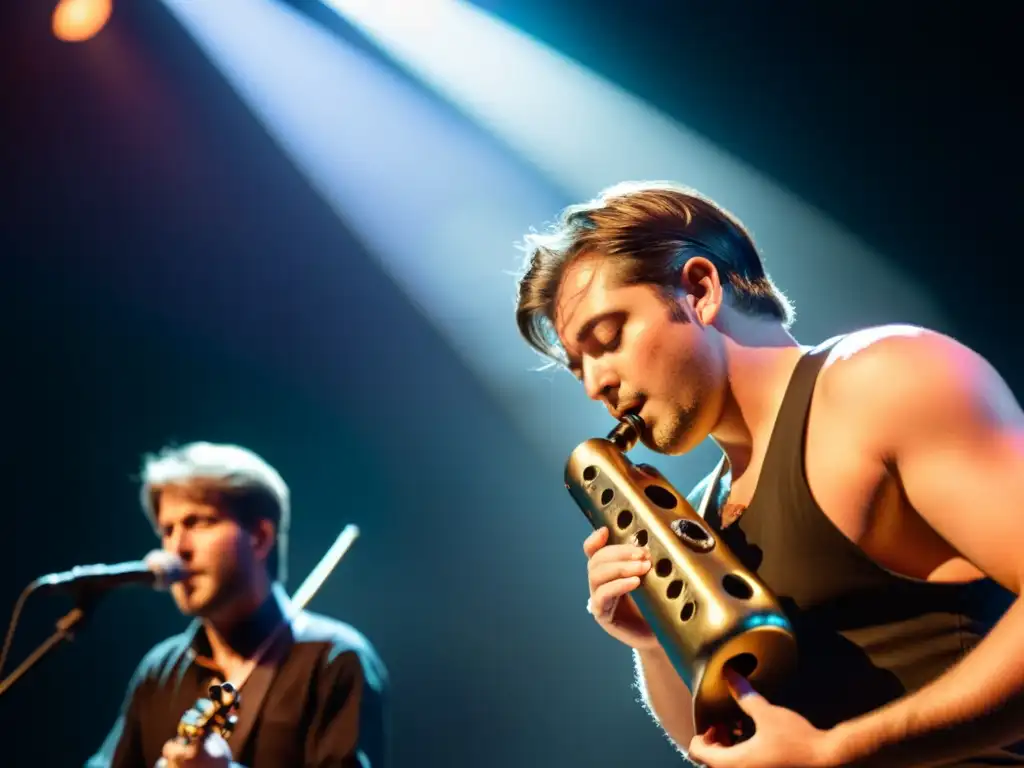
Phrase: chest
[
  {"left": 715, "top": 402, "right": 973, "bottom": 594},
  {"left": 138, "top": 653, "right": 315, "bottom": 768},
  {"left": 726, "top": 434, "right": 878, "bottom": 545}
]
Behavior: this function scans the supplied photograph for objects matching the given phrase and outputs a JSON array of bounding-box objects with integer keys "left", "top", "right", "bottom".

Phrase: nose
[
  {"left": 165, "top": 526, "right": 193, "bottom": 562},
  {"left": 582, "top": 355, "right": 619, "bottom": 406}
]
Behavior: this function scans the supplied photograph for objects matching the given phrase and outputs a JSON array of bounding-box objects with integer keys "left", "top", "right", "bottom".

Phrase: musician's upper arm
[
  {"left": 826, "top": 327, "right": 1024, "bottom": 594},
  {"left": 84, "top": 688, "right": 144, "bottom": 768},
  {"left": 84, "top": 713, "right": 130, "bottom": 768},
  {"left": 85, "top": 640, "right": 168, "bottom": 767},
  {"left": 307, "top": 638, "right": 390, "bottom": 768}
]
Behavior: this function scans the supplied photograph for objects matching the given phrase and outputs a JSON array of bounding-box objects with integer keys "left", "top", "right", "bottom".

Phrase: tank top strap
[
  {"left": 698, "top": 335, "right": 845, "bottom": 518},
  {"left": 754, "top": 334, "right": 845, "bottom": 485}
]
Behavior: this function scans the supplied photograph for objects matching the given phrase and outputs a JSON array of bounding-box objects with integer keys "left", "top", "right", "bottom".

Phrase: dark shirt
[
  {"left": 85, "top": 586, "right": 389, "bottom": 768},
  {"left": 691, "top": 339, "right": 1023, "bottom": 765}
]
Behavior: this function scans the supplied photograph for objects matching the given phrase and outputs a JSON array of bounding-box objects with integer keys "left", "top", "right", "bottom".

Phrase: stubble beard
[
  {"left": 650, "top": 401, "right": 702, "bottom": 455},
  {"left": 175, "top": 567, "right": 249, "bottom": 619}
]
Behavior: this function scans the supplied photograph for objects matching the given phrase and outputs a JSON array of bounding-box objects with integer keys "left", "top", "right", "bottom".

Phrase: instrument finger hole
[
  {"left": 722, "top": 574, "right": 754, "bottom": 600},
  {"left": 725, "top": 652, "right": 758, "bottom": 678},
  {"left": 643, "top": 484, "right": 678, "bottom": 509}
]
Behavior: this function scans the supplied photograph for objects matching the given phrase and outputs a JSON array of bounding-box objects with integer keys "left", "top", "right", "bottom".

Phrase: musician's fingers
[
  {"left": 586, "top": 530, "right": 649, "bottom": 563},
  {"left": 161, "top": 738, "right": 196, "bottom": 760},
  {"left": 587, "top": 543, "right": 650, "bottom": 568},
  {"left": 707, "top": 724, "right": 735, "bottom": 746},
  {"left": 590, "top": 577, "right": 642, "bottom": 617},
  {"left": 583, "top": 527, "right": 610, "bottom": 558},
  {"left": 203, "top": 731, "right": 233, "bottom": 759},
  {"left": 588, "top": 559, "right": 651, "bottom": 591}
]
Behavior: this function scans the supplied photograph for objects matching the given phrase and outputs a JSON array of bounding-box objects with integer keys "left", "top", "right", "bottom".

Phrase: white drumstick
[{"left": 290, "top": 524, "right": 360, "bottom": 610}]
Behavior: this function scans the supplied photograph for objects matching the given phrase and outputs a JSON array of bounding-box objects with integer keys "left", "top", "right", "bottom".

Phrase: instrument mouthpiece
[{"left": 606, "top": 412, "right": 644, "bottom": 451}]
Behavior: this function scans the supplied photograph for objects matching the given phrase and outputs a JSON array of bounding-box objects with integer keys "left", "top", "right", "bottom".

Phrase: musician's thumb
[
  {"left": 203, "top": 732, "right": 233, "bottom": 759},
  {"left": 723, "top": 666, "right": 766, "bottom": 712}
]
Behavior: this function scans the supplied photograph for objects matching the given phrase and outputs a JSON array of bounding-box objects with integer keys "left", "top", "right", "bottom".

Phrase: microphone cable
[{"left": 0, "top": 580, "right": 42, "bottom": 682}]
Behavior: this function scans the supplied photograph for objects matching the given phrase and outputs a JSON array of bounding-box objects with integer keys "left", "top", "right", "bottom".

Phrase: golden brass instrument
[
  {"left": 565, "top": 414, "right": 797, "bottom": 733},
  {"left": 176, "top": 681, "right": 240, "bottom": 744},
  {"left": 154, "top": 681, "right": 240, "bottom": 768}
]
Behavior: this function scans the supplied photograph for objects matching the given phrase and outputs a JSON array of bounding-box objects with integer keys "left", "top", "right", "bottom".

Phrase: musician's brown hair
[
  {"left": 140, "top": 442, "right": 290, "bottom": 584},
  {"left": 515, "top": 180, "right": 794, "bottom": 366}
]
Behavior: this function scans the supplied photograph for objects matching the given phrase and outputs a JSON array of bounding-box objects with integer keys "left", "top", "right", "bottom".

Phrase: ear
[
  {"left": 680, "top": 256, "right": 725, "bottom": 325},
  {"left": 249, "top": 518, "right": 276, "bottom": 564}
]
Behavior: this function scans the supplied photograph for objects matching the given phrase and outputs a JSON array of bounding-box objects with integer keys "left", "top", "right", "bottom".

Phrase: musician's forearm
[
  {"left": 634, "top": 646, "right": 696, "bottom": 749},
  {"left": 827, "top": 595, "right": 1024, "bottom": 767}
]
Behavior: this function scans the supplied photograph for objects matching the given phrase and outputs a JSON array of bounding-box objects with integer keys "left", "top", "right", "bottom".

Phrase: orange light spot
[{"left": 52, "top": 0, "right": 113, "bottom": 43}]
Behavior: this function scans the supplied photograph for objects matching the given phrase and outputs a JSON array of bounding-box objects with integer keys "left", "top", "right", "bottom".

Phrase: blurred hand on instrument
[
  {"left": 687, "top": 669, "right": 834, "bottom": 768},
  {"left": 584, "top": 526, "right": 659, "bottom": 649},
  {"left": 155, "top": 733, "right": 233, "bottom": 768}
]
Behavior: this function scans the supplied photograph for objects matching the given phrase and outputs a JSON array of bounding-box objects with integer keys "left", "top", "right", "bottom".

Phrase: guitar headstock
[{"left": 176, "top": 681, "right": 242, "bottom": 744}]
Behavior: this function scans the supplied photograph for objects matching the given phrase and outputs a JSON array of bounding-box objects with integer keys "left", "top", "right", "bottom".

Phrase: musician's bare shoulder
[{"left": 792, "top": 323, "right": 1002, "bottom": 579}]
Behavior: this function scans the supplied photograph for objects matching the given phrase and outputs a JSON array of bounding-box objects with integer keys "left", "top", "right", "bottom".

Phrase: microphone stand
[{"left": 0, "top": 591, "right": 98, "bottom": 699}]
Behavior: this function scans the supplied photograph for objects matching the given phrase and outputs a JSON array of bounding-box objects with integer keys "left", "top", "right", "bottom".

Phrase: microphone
[{"left": 30, "top": 550, "right": 187, "bottom": 595}]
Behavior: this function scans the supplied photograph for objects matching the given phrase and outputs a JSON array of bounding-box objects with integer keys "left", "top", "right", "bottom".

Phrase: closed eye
[
  {"left": 599, "top": 326, "right": 622, "bottom": 351},
  {"left": 564, "top": 311, "right": 626, "bottom": 380}
]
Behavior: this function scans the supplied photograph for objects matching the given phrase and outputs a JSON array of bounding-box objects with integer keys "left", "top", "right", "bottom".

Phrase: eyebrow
[{"left": 158, "top": 507, "right": 220, "bottom": 526}]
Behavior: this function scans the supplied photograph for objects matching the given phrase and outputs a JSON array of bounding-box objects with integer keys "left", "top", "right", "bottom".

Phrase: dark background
[{"left": 1, "top": 1, "right": 1016, "bottom": 766}]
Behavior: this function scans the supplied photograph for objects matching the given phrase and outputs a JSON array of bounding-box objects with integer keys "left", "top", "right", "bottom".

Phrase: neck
[
  {"left": 707, "top": 313, "right": 804, "bottom": 478},
  {"left": 202, "top": 577, "right": 277, "bottom": 666}
]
